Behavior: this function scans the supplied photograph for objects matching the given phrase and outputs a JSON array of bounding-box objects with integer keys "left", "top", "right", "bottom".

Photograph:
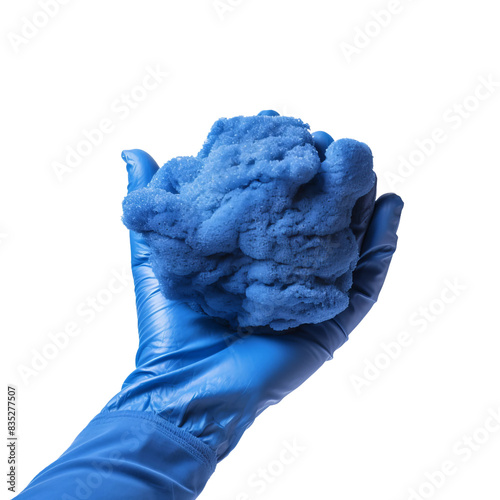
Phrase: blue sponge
[{"left": 122, "top": 115, "right": 375, "bottom": 331}]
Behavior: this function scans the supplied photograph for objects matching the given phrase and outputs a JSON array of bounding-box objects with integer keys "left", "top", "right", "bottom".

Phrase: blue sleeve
[{"left": 14, "top": 411, "right": 216, "bottom": 500}]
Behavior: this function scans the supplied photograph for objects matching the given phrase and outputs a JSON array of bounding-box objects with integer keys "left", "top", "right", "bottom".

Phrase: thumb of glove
[{"left": 122, "top": 149, "right": 159, "bottom": 193}]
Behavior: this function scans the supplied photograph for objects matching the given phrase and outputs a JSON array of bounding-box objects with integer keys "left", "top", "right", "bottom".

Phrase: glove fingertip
[
  {"left": 312, "top": 131, "right": 334, "bottom": 161},
  {"left": 257, "top": 110, "right": 280, "bottom": 116},
  {"left": 333, "top": 193, "right": 403, "bottom": 336},
  {"left": 377, "top": 193, "right": 404, "bottom": 225},
  {"left": 360, "top": 193, "right": 404, "bottom": 256},
  {"left": 122, "top": 149, "right": 160, "bottom": 193}
]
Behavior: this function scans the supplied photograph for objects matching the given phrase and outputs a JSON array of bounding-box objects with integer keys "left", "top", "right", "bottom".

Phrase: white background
[{"left": 2, "top": 1, "right": 500, "bottom": 499}]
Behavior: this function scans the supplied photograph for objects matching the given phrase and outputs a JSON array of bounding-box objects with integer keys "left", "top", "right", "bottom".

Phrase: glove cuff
[{"left": 15, "top": 410, "right": 216, "bottom": 500}]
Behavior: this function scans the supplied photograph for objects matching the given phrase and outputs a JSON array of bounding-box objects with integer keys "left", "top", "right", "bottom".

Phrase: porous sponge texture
[{"left": 123, "top": 115, "right": 375, "bottom": 331}]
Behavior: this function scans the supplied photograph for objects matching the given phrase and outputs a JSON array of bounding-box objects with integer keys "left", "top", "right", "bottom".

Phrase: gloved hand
[{"left": 14, "top": 112, "right": 403, "bottom": 500}]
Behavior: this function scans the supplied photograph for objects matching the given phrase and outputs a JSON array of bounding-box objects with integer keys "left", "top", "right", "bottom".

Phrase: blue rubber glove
[{"left": 14, "top": 115, "right": 403, "bottom": 500}]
